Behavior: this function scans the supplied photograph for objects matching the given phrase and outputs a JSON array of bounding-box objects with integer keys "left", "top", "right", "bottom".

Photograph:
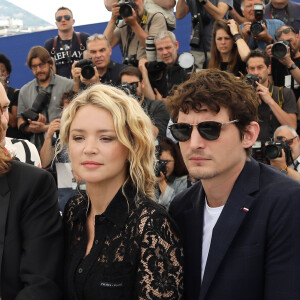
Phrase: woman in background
[
  {"left": 156, "top": 137, "right": 189, "bottom": 211},
  {"left": 208, "top": 19, "right": 250, "bottom": 76},
  {"left": 60, "top": 84, "right": 183, "bottom": 299}
]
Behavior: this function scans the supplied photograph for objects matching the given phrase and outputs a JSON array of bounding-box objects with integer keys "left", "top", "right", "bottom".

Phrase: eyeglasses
[
  {"left": 169, "top": 120, "right": 239, "bottom": 142},
  {"left": 56, "top": 15, "right": 72, "bottom": 22},
  {"left": 275, "top": 27, "right": 295, "bottom": 38},
  {"left": 31, "top": 62, "right": 47, "bottom": 71},
  {"left": 285, "top": 136, "right": 297, "bottom": 146}
]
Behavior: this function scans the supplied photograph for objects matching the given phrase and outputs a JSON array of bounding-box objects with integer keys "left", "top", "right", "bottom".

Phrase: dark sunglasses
[
  {"left": 275, "top": 27, "right": 295, "bottom": 38},
  {"left": 278, "top": 135, "right": 298, "bottom": 146},
  {"left": 56, "top": 15, "right": 71, "bottom": 22},
  {"left": 169, "top": 120, "right": 239, "bottom": 142}
]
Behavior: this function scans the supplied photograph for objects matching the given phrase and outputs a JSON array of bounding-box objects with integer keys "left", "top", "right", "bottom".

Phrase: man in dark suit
[
  {"left": 0, "top": 86, "right": 64, "bottom": 299},
  {"left": 167, "top": 68, "right": 300, "bottom": 300}
]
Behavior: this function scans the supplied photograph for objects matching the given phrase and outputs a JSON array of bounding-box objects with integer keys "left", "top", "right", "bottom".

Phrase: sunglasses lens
[
  {"left": 170, "top": 124, "right": 192, "bottom": 142},
  {"left": 197, "top": 122, "right": 221, "bottom": 140},
  {"left": 56, "top": 16, "right": 62, "bottom": 22},
  {"left": 64, "top": 15, "right": 71, "bottom": 20}
]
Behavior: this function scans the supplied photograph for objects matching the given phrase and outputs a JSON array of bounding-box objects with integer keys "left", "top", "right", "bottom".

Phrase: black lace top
[{"left": 63, "top": 184, "right": 184, "bottom": 300}]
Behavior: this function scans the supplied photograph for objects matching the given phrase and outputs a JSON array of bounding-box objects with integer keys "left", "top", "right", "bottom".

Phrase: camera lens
[
  {"left": 271, "top": 42, "right": 288, "bottom": 59},
  {"left": 250, "top": 22, "right": 263, "bottom": 35},
  {"left": 81, "top": 65, "right": 95, "bottom": 80},
  {"left": 119, "top": 4, "right": 133, "bottom": 18},
  {"left": 265, "top": 144, "right": 281, "bottom": 160}
]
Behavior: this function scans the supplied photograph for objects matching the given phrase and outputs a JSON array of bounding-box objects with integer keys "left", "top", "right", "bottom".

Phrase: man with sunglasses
[
  {"left": 267, "top": 25, "right": 300, "bottom": 100},
  {"left": 269, "top": 125, "right": 300, "bottom": 181},
  {"left": 167, "top": 68, "right": 300, "bottom": 300},
  {"left": 44, "top": 7, "right": 89, "bottom": 79}
]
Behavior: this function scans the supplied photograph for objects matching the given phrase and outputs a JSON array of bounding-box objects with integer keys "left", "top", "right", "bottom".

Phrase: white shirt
[
  {"left": 5, "top": 137, "right": 41, "bottom": 167},
  {"left": 201, "top": 199, "right": 224, "bottom": 281}
]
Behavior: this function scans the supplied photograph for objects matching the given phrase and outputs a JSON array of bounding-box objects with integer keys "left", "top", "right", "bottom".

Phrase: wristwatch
[
  {"left": 288, "top": 63, "right": 297, "bottom": 71},
  {"left": 233, "top": 34, "right": 242, "bottom": 43},
  {"left": 280, "top": 166, "right": 288, "bottom": 174}
]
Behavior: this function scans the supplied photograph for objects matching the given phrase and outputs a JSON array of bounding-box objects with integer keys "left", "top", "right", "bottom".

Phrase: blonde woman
[{"left": 60, "top": 84, "right": 183, "bottom": 299}]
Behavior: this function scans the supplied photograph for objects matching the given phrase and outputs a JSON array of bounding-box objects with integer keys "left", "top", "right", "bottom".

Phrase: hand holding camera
[{"left": 72, "top": 59, "right": 99, "bottom": 89}]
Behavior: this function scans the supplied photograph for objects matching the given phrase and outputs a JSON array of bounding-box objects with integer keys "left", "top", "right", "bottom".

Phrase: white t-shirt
[
  {"left": 201, "top": 199, "right": 224, "bottom": 281},
  {"left": 5, "top": 137, "right": 41, "bottom": 167}
]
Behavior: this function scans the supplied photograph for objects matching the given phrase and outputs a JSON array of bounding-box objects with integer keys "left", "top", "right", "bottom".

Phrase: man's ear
[{"left": 242, "top": 121, "right": 260, "bottom": 149}]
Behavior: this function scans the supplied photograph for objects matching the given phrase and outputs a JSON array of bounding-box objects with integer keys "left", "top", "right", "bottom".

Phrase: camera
[
  {"left": 119, "top": 82, "right": 138, "bottom": 97},
  {"left": 146, "top": 61, "right": 167, "bottom": 82},
  {"left": 76, "top": 58, "right": 95, "bottom": 80},
  {"left": 123, "top": 54, "right": 139, "bottom": 67},
  {"left": 190, "top": 16, "right": 202, "bottom": 48},
  {"left": 264, "top": 136, "right": 292, "bottom": 164},
  {"left": 271, "top": 39, "right": 291, "bottom": 59},
  {"left": 155, "top": 159, "right": 168, "bottom": 177},
  {"left": 250, "top": 3, "right": 265, "bottom": 35},
  {"left": 21, "top": 90, "right": 50, "bottom": 123},
  {"left": 118, "top": 0, "right": 136, "bottom": 18},
  {"left": 246, "top": 74, "right": 259, "bottom": 88}
]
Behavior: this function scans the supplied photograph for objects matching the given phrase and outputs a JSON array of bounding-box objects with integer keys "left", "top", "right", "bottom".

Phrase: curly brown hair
[{"left": 166, "top": 69, "right": 259, "bottom": 155}]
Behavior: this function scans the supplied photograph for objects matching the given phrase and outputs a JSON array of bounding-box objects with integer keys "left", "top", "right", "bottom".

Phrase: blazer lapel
[
  {"left": 199, "top": 159, "right": 260, "bottom": 300},
  {"left": 0, "top": 175, "right": 11, "bottom": 284},
  {"left": 183, "top": 184, "right": 206, "bottom": 299}
]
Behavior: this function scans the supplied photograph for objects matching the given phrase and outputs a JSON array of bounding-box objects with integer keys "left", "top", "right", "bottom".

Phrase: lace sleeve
[{"left": 135, "top": 206, "right": 184, "bottom": 299}]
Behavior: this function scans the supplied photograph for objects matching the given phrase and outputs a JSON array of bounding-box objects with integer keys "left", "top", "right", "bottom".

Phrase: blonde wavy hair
[{"left": 59, "top": 84, "right": 156, "bottom": 200}]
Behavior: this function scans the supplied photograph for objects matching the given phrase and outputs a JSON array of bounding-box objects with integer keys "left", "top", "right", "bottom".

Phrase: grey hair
[
  {"left": 87, "top": 33, "right": 111, "bottom": 49},
  {"left": 274, "top": 125, "right": 298, "bottom": 139},
  {"left": 154, "top": 30, "right": 177, "bottom": 45}
]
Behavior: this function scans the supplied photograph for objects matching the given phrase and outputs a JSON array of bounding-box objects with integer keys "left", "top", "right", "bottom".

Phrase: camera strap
[
  {"left": 268, "top": 83, "right": 285, "bottom": 108},
  {"left": 270, "top": 3, "right": 294, "bottom": 25}
]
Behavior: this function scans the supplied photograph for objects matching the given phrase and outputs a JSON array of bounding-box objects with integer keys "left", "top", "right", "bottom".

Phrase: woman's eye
[{"left": 73, "top": 136, "right": 84, "bottom": 142}]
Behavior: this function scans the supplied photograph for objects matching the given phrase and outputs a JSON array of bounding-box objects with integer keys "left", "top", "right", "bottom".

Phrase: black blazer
[
  {"left": 169, "top": 158, "right": 300, "bottom": 300},
  {"left": 0, "top": 160, "right": 64, "bottom": 300}
]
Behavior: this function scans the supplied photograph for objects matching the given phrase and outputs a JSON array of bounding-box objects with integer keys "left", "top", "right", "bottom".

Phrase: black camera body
[
  {"left": 250, "top": 3, "right": 265, "bottom": 35},
  {"left": 118, "top": 0, "right": 136, "bottom": 18},
  {"left": 264, "top": 136, "right": 292, "bottom": 164},
  {"left": 119, "top": 82, "right": 138, "bottom": 97},
  {"left": 21, "top": 90, "right": 50, "bottom": 123},
  {"left": 246, "top": 74, "right": 259, "bottom": 88},
  {"left": 123, "top": 54, "right": 139, "bottom": 67},
  {"left": 76, "top": 58, "right": 95, "bottom": 80},
  {"left": 155, "top": 159, "right": 168, "bottom": 177},
  {"left": 271, "top": 39, "right": 291, "bottom": 59},
  {"left": 146, "top": 61, "right": 167, "bottom": 82}
]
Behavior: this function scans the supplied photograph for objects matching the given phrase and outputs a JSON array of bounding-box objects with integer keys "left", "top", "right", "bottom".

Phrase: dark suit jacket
[
  {"left": 0, "top": 160, "right": 64, "bottom": 300},
  {"left": 169, "top": 158, "right": 300, "bottom": 300}
]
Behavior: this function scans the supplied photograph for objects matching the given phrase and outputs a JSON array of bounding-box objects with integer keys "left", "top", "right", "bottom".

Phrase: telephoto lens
[{"left": 146, "top": 36, "right": 156, "bottom": 62}]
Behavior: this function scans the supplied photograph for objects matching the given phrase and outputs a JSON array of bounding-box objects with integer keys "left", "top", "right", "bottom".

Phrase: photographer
[
  {"left": 246, "top": 49, "right": 297, "bottom": 143},
  {"left": 176, "top": 0, "right": 232, "bottom": 69},
  {"left": 264, "top": 0, "right": 300, "bottom": 33},
  {"left": 240, "top": 0, "right": 285, "bottom": 50},
  {"left": 268, "top": 125, "right": 300, "bottom": 182},
  {"left": 40, "top": 90, "right": 77, "bottom": 212},
  {"left": 17, "top": 46, "right": 73, "bottom": 151},
  {"left": 104, "top": 0, "right": 167, "bottom": 61},
  {"left": 266, "top": 25, "right": 300, "bottom": 101},
  {"left": 72, "top": 34, "right": 127, "bottom": 91},
  {"left": 119, "top": 66, "right": 170, "bottom": 139},
  {"left": 156, "top": 137, "right": 189, "bottom": 211},
  {"left": 139, "top": 31, "right": 191, "bottom": 101}
]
